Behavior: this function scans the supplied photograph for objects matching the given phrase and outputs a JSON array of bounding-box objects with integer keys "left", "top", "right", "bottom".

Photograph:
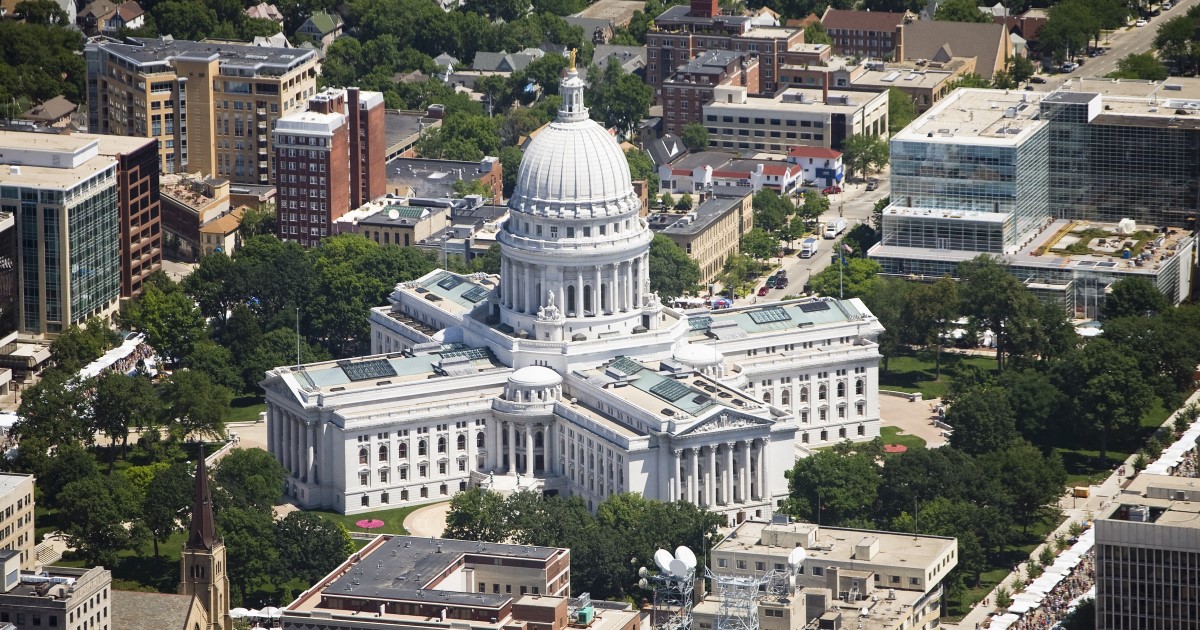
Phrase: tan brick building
[
  {"left": 0, "top": 474, "right": 34, "bottom": 570},
  {"left": 647, "top": 192, "right": 753, "bottom": 283},
  {"left": 85, "top": 37, "right": 319, "bottom": 184}
]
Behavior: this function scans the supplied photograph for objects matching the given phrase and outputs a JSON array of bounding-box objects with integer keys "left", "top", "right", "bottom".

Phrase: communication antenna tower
[
  {"left": 639, "top": 546, "right": 698, "bottom": 630},
  {"left": 703, "top": 544, "right": 808, "bottom": 630}
]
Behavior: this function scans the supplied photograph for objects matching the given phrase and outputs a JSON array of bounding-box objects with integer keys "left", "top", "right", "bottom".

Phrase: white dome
[
  {"left": 511, "top": 120, "right": 635, "bottom": 211},
  {"left": 509, "top": 365, "right": 563, "bottom": 388},
  {"left": 673, "top": 342, "right": 723, "bottom": 367}
]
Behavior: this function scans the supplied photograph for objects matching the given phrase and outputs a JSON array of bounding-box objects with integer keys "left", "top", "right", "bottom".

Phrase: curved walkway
[{"left": 403, "top": 501, "right": 452, "bottom": 537}]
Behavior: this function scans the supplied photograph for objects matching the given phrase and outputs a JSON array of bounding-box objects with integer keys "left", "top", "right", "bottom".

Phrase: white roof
[{"left": 508, "top": 365, "right": 562, "bottom": 388}]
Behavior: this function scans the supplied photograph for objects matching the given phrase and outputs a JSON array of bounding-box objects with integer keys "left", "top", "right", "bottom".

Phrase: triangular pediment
[{"left": 674, "top": 411, "right": 773, "bottom": 436}]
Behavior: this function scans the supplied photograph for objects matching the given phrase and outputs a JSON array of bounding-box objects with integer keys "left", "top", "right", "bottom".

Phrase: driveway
[{"left": 403, "top": 501, "right": 452, "bottom": 537}]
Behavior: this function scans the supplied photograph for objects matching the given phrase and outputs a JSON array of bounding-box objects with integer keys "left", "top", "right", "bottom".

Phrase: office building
[
  {"left": 85, "top": 37, "right": 319, "bottom": 184},
  {"left": 84, "top": 134, "right": 162, "bottom": 298},
  {"left": 305, "top": 88, "right": 387, "bottom": 210},
  {"left": 869, "top": 87, "right": 1198, "bottom": 317},
  {"left": 703, "top": 84, "right": 889, "bottom": 153},
  {"left": 647, "top": 192, "right": 753, "bottom": 282},
  {"left": 661, "top": 51, "right": 759, "bottom": 136},
  {"left": 0, "top": 133, "right": 121, "bottom": 336},
  {"left": 0, "top": 476, "right": 33, "bottom": 571},
  {"left": 263, "top": 66, "right": 885, "bottom": 516},
  {"left": 848, "top": 64, "right": 963, "bottom": 113},
  {"left": 648, "top": 0, "right": 803, "bottom": 98},
  {"left": 282, "top": 535, "right": 640, "bottom": 630},
  {"left": 1095, "top": 474, "right": 1200, "bottom": 629},
  {"left": 697, "top": 518, "right": 957, "bottom": 630},
  {"left": 0, "top": 559, "right": 111, "bottom": 630}
]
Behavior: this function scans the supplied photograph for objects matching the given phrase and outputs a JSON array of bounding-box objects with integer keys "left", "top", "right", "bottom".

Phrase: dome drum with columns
[{"left": 496, "top": 62, "right": 661, "bottom": 341}]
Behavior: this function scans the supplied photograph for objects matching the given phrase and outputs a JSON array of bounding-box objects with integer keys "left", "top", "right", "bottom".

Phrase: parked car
[
  {"left": 822, "top": 185, "right": 842, "bottom": 195},
  {"left": 1030, "top": 76, "right": 1047, "bottom": 84},
  {"left": 757, "top": 286, "right": 770, "bottom": 297},
  {"left": 775, "top": 277, "right": 789, "bottom": 289},
  {"left": 1061, "top": 62, "right": 1079, "bottom": 73},
  {"left": 866, "top": 178, "right": 879, "bottom": 191},
  {"left": 1136, "top": 19, "right": 1148, "bottom": 26},
  {"left": 1163, "top": 2, "right": 1173, "bottom": 10},
  {"left": 765, "top": 276, "right": 778, "bottom": 288}
]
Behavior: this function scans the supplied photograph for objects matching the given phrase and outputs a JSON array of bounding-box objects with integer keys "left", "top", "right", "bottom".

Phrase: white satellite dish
[
  {"left": 654, "top": 549, "right": 673, "bottom": 573},
  {"left": 675, "top": 546, "right": 698, "bottom": 570},
  {"left": 638, "top": 578, "right": 649, "bottom": 589},
  {"left": 388, "top": 209, "right": 400, "bottom": 220},
  {"left": 638, "top": 566, "right": 649, "bottom": 578},
  {"left": 669, "top": 558, "right": 688, "bottom": 577},
  {"left": 788, "top": 547, "right": 807, "bottom": 568}
]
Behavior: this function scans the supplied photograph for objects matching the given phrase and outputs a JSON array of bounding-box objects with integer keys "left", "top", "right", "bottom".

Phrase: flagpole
[{"left": 839, "top": 252, "right": 844, "bottom": 299}]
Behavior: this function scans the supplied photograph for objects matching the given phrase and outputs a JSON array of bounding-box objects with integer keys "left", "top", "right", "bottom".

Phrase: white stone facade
[{"left": 263, "top": 68, "right": 885, "bottom": 519}]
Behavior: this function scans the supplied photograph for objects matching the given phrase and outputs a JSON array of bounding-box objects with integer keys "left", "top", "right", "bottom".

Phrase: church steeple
[{"left": 187, "top": 444, "right": 216, "bottom": 551}]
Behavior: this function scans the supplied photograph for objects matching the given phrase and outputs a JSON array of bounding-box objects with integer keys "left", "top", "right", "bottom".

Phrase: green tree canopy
[
  {"left": 887, "top": 87, "right": 915, "bottom": 134},
  {"left": 809, "top": 257, "right": 881, "bottom": 299},
  {"left": 803, "top": 21, "right": 832, "bottom": 45},
  {"left": 273, "top": 512, "right": 356, "bottom": 586},
  {"left": 841, "top": 133, "right": 889, "bottom": 178},
  {"left": 161, "top": 370, "right": 232, "bottom": 441},
  {"left": 141, "top": 462, "right": 194, "bottom": 556},
  {"left": 1102, "top": 277, "right": 1170, "bottom": 319},
  {"left": 1108, "top": 52, "right": 1168, "bottom": 81},
  {"left": 587, "top": 58, "right": 652, "bottom": 134},
  {"left": 785, "top": 445, "right": 882, "bottom": 527},
  {"left": 122, "top": 282, "right": 208, "bottom": 366},
  {"left": 945, "top": 385, "right": 1019, "bottom": 455},
  {"left": 213, "top": 448, "right": 288, "bottom": 512},
  {"left": 47, "top": 318, "right": 121, "bottom": 375},
  {"left": 1054, "top": 338, "right": 1154, "bottom": 464},
  {"left": 680, "top": 122, "right": 710, "bottom": 151},
  {"left": 648, "top": 234, "right": 701, "bottom": 301},
  {"left": 92, "top": 372, "right": 161, "bottom": 452},
  {"left": 934, "top": 0, "right": 992, "bottom": 23},
  {"left": 625, "top": 148, "right": 659, "bottom": 197},
  {"left": 217, "top": 506, "right": 278, "bottom": 604},
  {"left": 58, "top": 474, "right": 144, "bottom": 566},
  {"left": 740, "top": 228, "right": 780, "bottom": 261}
]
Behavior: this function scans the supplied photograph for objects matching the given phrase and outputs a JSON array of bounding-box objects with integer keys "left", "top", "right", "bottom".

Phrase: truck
[
  {"left": 824, "top": 218, "right": 846, "bottom": 239},
  {"left": 800, "top": 238, "right": 819, "bottom": 258}
]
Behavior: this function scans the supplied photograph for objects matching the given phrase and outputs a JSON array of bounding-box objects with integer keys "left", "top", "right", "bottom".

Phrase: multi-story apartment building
[
  {"left": 0, "top": 558, "right": 111, "bottom": 630},
  {"left": 648, "top": 0, "right": 802, "bottom": 98},
  {"left": 305, "top": 88, "right": 386, "bottom": 209},
  {"left": 647, "top": 192, "right": 753, "bottom": 283},
  {"left": 699, "top": 519, "right": 957, "bottom": 630},
  {"left": 273, "top": 112, "right": 348, "bottom": 247},
  {"left": 85, "top": 37, "right": 319, "bottom": 184},
  {"left": 1096, "top": 474, "right": 1200, "bottom": 629},
  {"left": 869, "top": 86, "right": 1200, "bottom": 318},
  {"left": 703, "top": 84, "right": 889, "bottom": 153},
  {"left": 819, "top": 8, "right": 910, "bottom": 61},
  {"left": 662, "top": 51, "right": 759, "bottom": 135},
  {"left": 0, "top": 475, "right": 33, "bottom": 570},
  {"left": 0, "top": 133, "right": 121, "bottom": 336},
  {"left": 83, "top": 134, "right": 162, "bottom": 298}
]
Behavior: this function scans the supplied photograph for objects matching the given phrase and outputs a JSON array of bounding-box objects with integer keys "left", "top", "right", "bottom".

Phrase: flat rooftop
[
  {"left": 694, "top": 586, "right": 927, "bottom": 630},
  {"left": 892, "top": 88, "right": 1048, "bottom": 144},
  {"left": 384, "top": 110, "right": 428, "bottom": 148},
  {"left": 716, "top": 520, "right": 956, "bottom": 570},
  {"left": 0, "top": 152, "right": 115, "bottom": 191},
  {"left": 655, "top": 5, "right": 754, "bottom": 27},
  {"left": 667, "top": 150, "right": 738, "bottom": 173},
  {"left": 388, "top": 158, "right": 488, "bottom": 198},
  {"left": 94, "top": 36, "right": 316, "bottom": 73},
  {"left": 649, "top": 195, "right": 743, "bottom": 236},
  {"left": 710, "top": 88, "right": 882, "bottom": 111},
  {"left": 286, "top": 341, "right": 505, "bottom": 393},
  {"left": 672, "top": 50, "right": 743, "bottom": 75},
  {"left": 1106, "top": 474, "right": 1200, "bottom": 529},
  {"left": 686, "top": 297, "right": 868, "bottom": 341},
  {"left": 851, "top": 66, "right": 959, "bottom": 90},
  {"left": 0, "top": 473, "right": 30, "bottom": 496},
  {"left": 1054, "top": 78, "right": 1200, "bottom": 129}
]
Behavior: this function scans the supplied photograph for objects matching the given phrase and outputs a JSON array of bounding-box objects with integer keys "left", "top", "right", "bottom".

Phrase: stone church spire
[{"left": 186, "top": 444, "right": 216, "bottom": 551}]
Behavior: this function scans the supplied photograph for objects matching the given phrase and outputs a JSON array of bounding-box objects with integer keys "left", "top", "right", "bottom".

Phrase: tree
[
  {"left": 213, "top": 448, "right": 287, "bottom": 512},
  {"left": 680, "top": 122, "right": 710, "bottom": 152},
  {"left": 1008, "top": 55, "right": 1035, "bottom": 84},
  {"left": 13, "top": 372, "right": 91, "bottom": 448},
  {"left": 239, "top": 204, "right": 277, "bottom": 238},
  {"left": 48, "top": 318, "right": 120, "bottom": 375},
  {"left": 92, "top": 372, "right": 161, "bottom": 452},
  {"left": 499, "top": 145, "right": 524, "bottom": 197},
  {"left": 625, "top": 148, "right": 659, "bottom": 198},
  {"left": 799, "top": 189, "right": 829, "bottom": 228},
  {"left": 239, "top": 328, "right": 329, "bottom": 393},
  {"left": 182, "top": 340, "right": 243, "bottom": 393},
  {"left": 444, "top": 487, "right": 512, "bottom": 542},
  {"left": 274, "top": 512, "right": 355, "bottom": 585},
  {"left": 1040, "top": 0, "right": 1097, "bottom": 62},
  {"left": 1102, "top": 277, "right": 1169, "bottom": 319},
  {"left": 161, "top": 371, "right": 232, "bottom": 441},
  {"left": 946, "top": 73, "right": 992, "bottom": 90},
  {"left": 956, "top": 255, "right": 1033, "bottom": 372},
  {"left": 587, "top": 58, "right": 652, "bottom": 134},
  {"left": 464, "top": 0, "right": 531, "bottom": 21},
  {"left": 785, "top": 447, "right": 882, "bottom": 527},
  {"left": 142, "top": 462, "right": 193, "bottom": 556},
  {"left": 980, "top": 442, "right": 1067, "bottom": 533},
  {"left": 41, "top": 444, "right": 99, "bottom": 508},
  {"left": 752, "top": 189, "right": 791, "bottom": 233},
  {"left": 151, "top": 0, "right": 218, "bottom": 41},
  {"left": 1109, "top": 52, "right": 1168, "bottom": 81},
  {"left": 862, "top": 278, "right": 910, "bottom": 373},
  {"left": 1153, "top": 15, "right": 1198, "bottom": 74},
  {"left": 220, "top": 304, "right": 262, "bottom": 367},
  {"left": 14, "top": 0, "right": 68, "bottom": 24},
  {"left": 123, "top": 283, "right": 208, "bottom": 366},
  {"left": 58, "top": 474, "right": 143, "bottom": 566},
  {"left": 906, "top": 275, "right": 959, "bottom": 379},
  {"left": 945, "top": 386, "right": 1019, "bottom": 455},
  {"left": 934, "top": 0, "right": 991, "bottom": 22},
  {"left": 523, "top": 53, "right": 568, "bottom": 95},
  {"left": 1001, "top": 368, "right": 1068, "bottom": 447},
  {"left": 1055, "top": 338, "right": 1153, "bottom": 464},
  {"left": 803, "top": 22, "right": 832, "bottom": 45},
  {"left": 887, "top": 87, "right": 915, "bottom": 134},
  {"left": 648, "top": 235, "right": 701, "bottom": 301},
  {"left": 217, "top": 507, "right": 278, "bottom": 603},
  {"left": 808, "top": 257, "right": 881, "bottom": 299},
  {"left": 659, "top": 192, "right": 674, "bottom": 209},
  {"left": 469, "top": 244, "right": 503, "bottom": 274},
  {"left": 740, "top": 228, "right": 779, "bottom": 262},
  {"left": 841, "top": 133, "right": 888, "bottom": 179},
  {"left": 676, "top": 193, "right": 693, "bottom": 210}
]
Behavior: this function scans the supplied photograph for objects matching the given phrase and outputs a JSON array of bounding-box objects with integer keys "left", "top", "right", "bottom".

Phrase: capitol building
[{"left": 261, "top": 65, "right": 886, "bottom": 519}]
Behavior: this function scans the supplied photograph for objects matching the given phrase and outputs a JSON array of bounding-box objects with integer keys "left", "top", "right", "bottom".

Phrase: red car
[
  {"left": 822, "top": 185, "right": 842, "bottom": 195},
  {"left": 757, "top": 286, "right": 770, "bottom": 296}
]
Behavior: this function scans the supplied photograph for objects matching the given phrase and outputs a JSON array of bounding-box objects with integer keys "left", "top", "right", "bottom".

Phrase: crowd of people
[
  {"left": 1009, "top": 551, "right": 1096, "bottom": 630},
  {"left": 106, "top": 341, "right": 155, "bottom": 376},
  {"left": 1176, "top": 448, "right": 1198, "bottom": 478}
]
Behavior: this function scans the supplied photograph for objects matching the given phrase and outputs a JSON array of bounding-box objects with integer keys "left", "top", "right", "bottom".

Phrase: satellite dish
[
  {"left": 669, "top": 558, "right": 688, "bottom": 577},
  {"left": 788, "top": 547, "right": 807, "bottom": 568},
  {"left": 675, "top": 546, "right": 698, "bottom": 570},
  {"left": 638, "top": 566, "right": 649, "bottom": 578},
  {"left": 388, "top": 209, "right": 400, "bottom": 220},
  {"left": 638, "top": 578, "right": 649, "bottom": 589},
  {"left": 654, "top": 549, "right": 673, "bottom": 572}
]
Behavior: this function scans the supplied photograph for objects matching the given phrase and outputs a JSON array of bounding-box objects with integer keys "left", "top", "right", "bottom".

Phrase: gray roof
[
  {"left": 112, "top": 591, "right": 197, "bottom": 630},
  {"left": 668, "top": 150, "right": 738, "bottom": 172},
  {"left": 471, "top": 48, "right": 545, "bottom": 73},
  {"left": 593, "top": 44, "right": 646, "bottom": 74},
  {"left": 646, "top": 133, "right": 685, "bottom": 166},
  {"left": 649, "top": 195, "right": 743, "bottom": 236},
  {"left": 320, "top": 536, "right": 565, "bottom": 605},
  {"left": 387, "top": 158, "right": 489, "bottom": 199},
  {"left": 674, "top": 49, "right": 742, "bottom": 76},
  {"left": 90, "top": 36, "right": 316, "bottom": 75},
  {"left": 434, "top": 53, "right": 459, "bottom": 68},
  {"left": 902, "top": 20, "right": 1008, "bottom": 78},
  {"left": 655, "top": 4, "right": 753, "bottom": 27}
]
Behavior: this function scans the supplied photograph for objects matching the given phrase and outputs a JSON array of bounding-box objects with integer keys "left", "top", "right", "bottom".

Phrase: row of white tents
[{"left": 989, "top": 527, "right": 1096, "bottom": 630}]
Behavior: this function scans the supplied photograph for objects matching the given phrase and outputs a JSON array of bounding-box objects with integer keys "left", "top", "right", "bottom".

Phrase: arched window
[
  {"left": 457, "top": 434, "right": 467, "bottom": 451},
  {"left": 781, "top": 389, "right": 790, "bottom": 405},
  {"left": 359, "top": 447, "right": 368, "bottom": 465},
  {"left": 800, "top": 387, "right": 809, "bottom": 402},
  {"left": 476, "top": 432, "right": 485, "bottom": 448},
  {"left": 818, "top": 385, "right": 827, "bottom": 401},
  {"left": 378, "top": 445, "right": 388, "bottom": 462},
  {"left": 855, "top": 379, "right": 865, "bottom": 396},
  {"left": 836, "top": 382, "right": 846, "bottom": 398},
  {"left": 567, "top": 285, "right": 577, "bottom": 314},
  {"left": 418, "top": 440, "right": 427, "bottom": 456},
  {"left": 584, "top": 285, "right": 594, "bottom": 313},
  {"left": 438, "top": 437, "right": 447, "bottom": 453},
  {"left": 399, "top": 442, "right": 408, "bottom": 459},
  {"left": 762, "top": 391, "right": 772, "bottom": 404}
]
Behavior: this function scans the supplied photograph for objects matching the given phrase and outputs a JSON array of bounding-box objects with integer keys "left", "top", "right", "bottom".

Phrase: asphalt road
[{"left": 1026, "top": 0, "right": 1199, "bottom": 91}]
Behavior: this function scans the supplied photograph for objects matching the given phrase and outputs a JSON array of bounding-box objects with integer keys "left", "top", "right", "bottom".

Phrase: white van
[{"left": 824, "top": 218, "right": 846, "bottom": 239}]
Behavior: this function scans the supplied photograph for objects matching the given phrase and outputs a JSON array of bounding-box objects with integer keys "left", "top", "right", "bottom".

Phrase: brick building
[
  {"left": 87, "top": 134, "right": 163, "bottom": 298},
  {"left": 648, "top": 0, "right": 802, "bottom": 99},
  {"left": 819, "top": 8, "right": 910, "bottom": 61},
  {"left": 662, "top": 50, "right": 759, "bottom": 136},
  {"left": 307, "top": 88, "right": 386, "bottom": 208}
]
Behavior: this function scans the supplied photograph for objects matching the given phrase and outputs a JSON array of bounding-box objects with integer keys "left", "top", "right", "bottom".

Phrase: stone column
[
  {"left": 759, "top": 437, "right": 770, "bottom": 500},
  {"left": 525, "top": 426, "right": 534, "bottom": 475},
  {"left": 306, "top": 421, "right": 316, "bottom": 483},
  {"left": 523, "top": 264, "right": 532, "bottom": 314},
  {"left": 576, "top": 268, "right": 583, "bottom": 315},
  {"left": 609, "top": 263, "right": 617, "bottom": 315},
  {"left": 506, "top": 422, "right": 516, "bottom": 472},
  {"left": 741, "top": 439, "right": 752, "bottom": 503},
  {"left": 689, "top": 447, "right": 700, "bottom": 504},
  {"left": 670, "top": 449, "right": 681, "bottom": 500},
  {"left": 700, "top": 441, "right": 710, "bottom": 506},
  {"left": 282, "top": 413, "right": 292, "bottom": 473},
  {"left": 723, "top": 443, "right": 734, "bottom": 505}
]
